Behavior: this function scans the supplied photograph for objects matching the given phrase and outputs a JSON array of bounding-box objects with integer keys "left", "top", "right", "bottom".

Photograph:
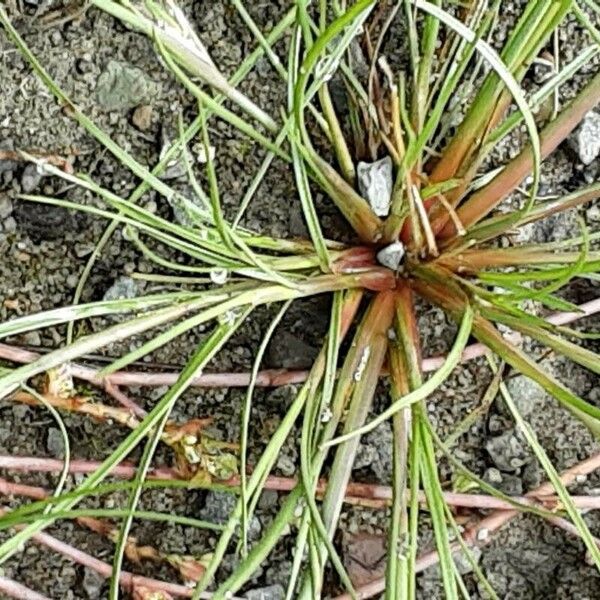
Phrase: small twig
[
  {"left": 545, "top": 514, "right": 600, "bottom": 554},
  {"left": 37, "top": 1, "right": 90, "bottom": 31},
  {"left": 0, "top": 495, "right": 225, "bottom": 599},
  {"left": 1, "top": 297, "right": 598, "bottom": 393},
  {"left": 102, "top": 381, "right": 147, "bottom": 417},
  {"left": 23, "top": 527, "right": 220, "bottom": 598},
  {"left": 0, "top": 455, "right": 179, "bottom": 480},
  {"left": 0, "top": 575, "right": 50, "bottom": 600},
  {"left": 0, "top": 149, "right": 74, "bottom": 173},
  {"left": 335, "top": 450, "right": 600, "bottom": 599},
  {"left": 3, "top": 458, "right": 600, "bottom": 511}
]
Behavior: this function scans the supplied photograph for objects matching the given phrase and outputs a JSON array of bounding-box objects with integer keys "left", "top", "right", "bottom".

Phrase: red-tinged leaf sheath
[{"left": 438, "top": 71, "right": 600, "bottom": 238}]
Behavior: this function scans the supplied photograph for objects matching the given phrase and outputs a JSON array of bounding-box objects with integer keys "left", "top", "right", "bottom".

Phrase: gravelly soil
[{"left": 0, "top": 1, "right": 599, "bottom": 599}]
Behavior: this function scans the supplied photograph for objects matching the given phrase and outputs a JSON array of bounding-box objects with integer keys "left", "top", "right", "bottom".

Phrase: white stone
[
  {"left": 376, "top": 241, "right": 405, "bottom": 270},
  {"left": 357, "top": 156, "right": 393, "bottom": 217},
  {"left": 570, "top": 110, "right": 600, "bottom": 165}
]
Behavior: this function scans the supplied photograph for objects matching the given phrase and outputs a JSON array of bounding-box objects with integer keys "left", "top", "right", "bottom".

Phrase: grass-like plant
[{"left": 0, "top": 0, "right": 600, "bottom": 598}]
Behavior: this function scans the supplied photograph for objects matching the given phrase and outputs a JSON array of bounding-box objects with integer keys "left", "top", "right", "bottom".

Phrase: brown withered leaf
[{"left": 342, "top": 531, "right": 387, "bottom": 588}]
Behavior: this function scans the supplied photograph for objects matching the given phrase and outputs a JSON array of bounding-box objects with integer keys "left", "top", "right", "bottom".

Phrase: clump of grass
[{"left": 0, "top": 1, "right": 599, "bottom": 599}]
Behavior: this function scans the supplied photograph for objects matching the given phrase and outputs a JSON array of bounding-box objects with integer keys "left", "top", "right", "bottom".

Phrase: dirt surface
[{"left": 0, "top": 1, "right": 599, "bottom": 599}]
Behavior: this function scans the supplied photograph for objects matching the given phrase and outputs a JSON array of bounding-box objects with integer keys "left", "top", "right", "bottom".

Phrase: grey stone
[
  {"left": 3, "top": 217, "right": 16, "bottom": 233},
  {"left": 0, "top": 427, "right": 12, "bottom": 443},
  {"left": 424, "top": 546, "right": 482, "bottom": 580},
  {"left": 522, "top": 461, "right": 543, "bottom": 489},
  {"left": 82, "top": 566, "right": 105, "bottom": 599},
  {"left": 199, "top": 490, "right": 236, "bottom": 524},
  {"left": 21, "top": 163, "right": 43, "bottom": 193},
  {"left": 586, "top": 204, "right": 600, "bottom": 223},
  {"left": 355, "top": 421, "right": 393, "bottom": 481},
  {"left": 357, "top": 156, "right": 393, "bottom": 217},
  {"left": 74, "top": 242, "right": 95, "bottom": 258},
  {"left": 453, "top": 545, "right": 482, "bottom": 575},
  {"left": 569, "top": 110, "right": 600, "bottom": 165},
  {"left": 244, "top": 584, "right": 285, "bottom": 600},
  {"left": 483, "top": 467, "right": 523, "bottom": 496},
  {"left": 265, "top": 385, "right": 297, "bottom": 410},
  {"left": 505, "top": 375, "right": 547, "bottom": 417},
  {"left": 276, "top": 453, "right": 296, "bottom": 477},
  {"left": 95, "top": 60, "right": 157, "bottom": 111},
  {"left": 23, "top": 331, "right": 42, "bottom": 346},
  {"left": 46, "top": 427, "right": 65, "bottom": 458},
  {"left": 257, "top": 489, "right": 279, "bottom": 510},
  {"left": 485, "top": 429, "right": 532, "bottom": 471},
  {"left": 103, "top": 276, "right": 138, "bottom": 301},
  {"left": 0, "top": 194, "right": 12, "bottom": 219},
  {"left": 267, "top": 331, "right": 317, "bottom": 370},
  {"left": 377, "top": 241, "right": 405, "bottom": 270},
  {"left": 159, "top": 130, "right": 188, "bottom": 180}
]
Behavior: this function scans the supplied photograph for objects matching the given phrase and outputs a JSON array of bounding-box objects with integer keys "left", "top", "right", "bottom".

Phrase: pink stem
[
  {"left": 0, "top": 456, "right": 179, "bottom": 480},
  {"left": 104, "top": 381, "right": 147, "bottom": 417},
  {"left": 2, "top": 457, "right": 600, "bottom": 510},
  {"left": 0, "top": 575, "right": 50, "bottom": 600},
  {"left": 545, "top": 514, "right": 600, "bottom": 551},
  {"left": 0, "top": 509, "right": 238, "bottom": 599},
  {"left": 337, "top": 450, "right": 600, "bottom": 599},
  {"left": 1, "top": 298, "right": 598, "bottom": 390},
  {"left": 26, "top": 530, "right": 206, "bottom": 599},
  {"left": 0, "top": 477, "right": 47, "bottom": 499}
]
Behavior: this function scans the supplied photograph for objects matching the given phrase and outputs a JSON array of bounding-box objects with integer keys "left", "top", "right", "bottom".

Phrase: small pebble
[
  {"left": 0, "top": 194, "right": 12, "bottom": 219},
  {"left": 3, "top": 216, "right": 16, "bottom": 232},
  {"left": 23, "top": 331, "right": 42, "bottom": 346},
  {"left": 357, "top": 156, "right": 393, "bottom": 217},
  {"left": 476, "top": 528, "right": 489, "bottom": 541},
  {"left": 569, "top": 110, "right": 600, "bottom": 165},
  {"left": 96, "top": 60, "right": 157, "bottom": 111},
  {"left": 46, "top": 427, "right": 65, "bottom": 458},
  {"left": 21, "top": 163, "right": 43, "bottom": 193},
  {"left": 103, "top": 276, "right": 138, "bottom": 301},
  {"left": 132, "top": 104, "right": 153, "bottom": 131}
]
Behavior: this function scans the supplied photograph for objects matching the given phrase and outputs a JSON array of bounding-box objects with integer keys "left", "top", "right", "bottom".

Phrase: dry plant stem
[
  {"left": 0, "top": 149, "right": 74, "bottom": 173},
  {"left": 335, "top": 451, "right": 600, "bottom": 600},
  {"left": 437, "top": 249, "right": 600, "bottom": 272},
  {"left": 10, "top": 390, "right": 141, "bottom": 430},
  {"left": 438, "top": 71, "right": 600, "bottom": 237},
  {"left": 0, "top": 456, "right": 179, "bottom": 480},
  {"left": 8, "top": 521, "right": 221, "bottom": 599},
  {"left": 1, "top": 297, "right": 598, "bottom": 389},
  {"left": 546, "top": 514, "right": 600, "bottom": 552},
  {"left": 4, "top": 466, "right": 600, "bottom": 512},
  {"left": 0, "top": 575, "right": 51, "bottom": 600},
  {"left": 104, "top": 381, "right": 147, "bottom": 417},
  {"left": 0, "top": 483, "right": 186, "bottom": 580}
]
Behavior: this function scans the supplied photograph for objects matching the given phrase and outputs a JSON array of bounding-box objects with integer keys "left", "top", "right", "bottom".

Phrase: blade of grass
[
  {"left": 386, "top": 286, "right": 418, "bottom": 599},
  {"left": 443, "top": 70, "right": 600, "bottom": 236},
  {"left": 0, "top": 298, "right": 215, "bottom": 400},
  {"left": 413, "top": 0, "right": 543, "bottom": 235},
  {"left": 91, "top": 0, "right": 278, "bottom": 131},
  {"left": 322, "top": 304, "right": 474, "bottom": 447},
  {"left": 488, "top": 354, "right": 600, "bottom": 569},
  {"left": 239, "top": 301, "right": 291, "bottom": 556},
  {"left": 412, "top": 272, "right": 600, "bottom": 435},
  {"left": 65, "top": 5, "right": 297, "bottom": 342},
  {"left": 22, "top": 384, "right": 71, "bottom": 514},
  {"left": 453, "top": 181, "right": 600, "bottom": 246},
  {"left": 297, "top": 291, "right": 395, "bottom": 599},
  {"left": 0, "top": 305, "right": 251, "bottom": 566},
  {"left": 196, "top": 290, "right": 363, "bottom": 598}
]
